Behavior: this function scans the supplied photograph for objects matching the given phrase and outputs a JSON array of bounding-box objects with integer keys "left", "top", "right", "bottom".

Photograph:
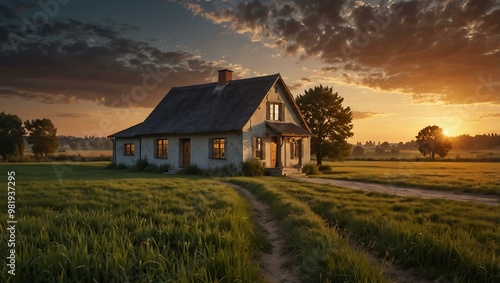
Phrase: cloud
[
  {"left": 55, "top": 113, "right": 92, "bottom": 118},
  {"left": 0, "top": 5, "right": 224, "bottom": 108},
  {"left": 479, "top": 112, "right": 500, "bottom": 119},
  {"left": 186, "top": 0, "right": 500, "bottom": 104},
  {"left": 352, "top": 111, "right": 388, "bottom": 120}
]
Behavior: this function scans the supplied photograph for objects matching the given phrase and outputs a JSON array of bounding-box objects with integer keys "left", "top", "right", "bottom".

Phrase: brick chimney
[{"left": 218, "top": 69, "right": 233, "bottom": 85}]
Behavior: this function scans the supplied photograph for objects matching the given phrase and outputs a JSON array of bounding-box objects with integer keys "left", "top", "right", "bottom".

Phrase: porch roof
[{"left": 266, "top": 122, "right": 313, "bottom": 137}]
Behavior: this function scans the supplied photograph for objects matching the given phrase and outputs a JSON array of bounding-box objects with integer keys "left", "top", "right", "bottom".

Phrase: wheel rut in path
[{"left": 226, "top": 183, "right": 301, "bottom": 283}]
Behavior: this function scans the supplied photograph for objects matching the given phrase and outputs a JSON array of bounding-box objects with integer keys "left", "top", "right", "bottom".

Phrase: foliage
[
  {"left": 179, "top": 164, "right": 203, "bottom": 175},
  {"left": 415, "top": 125, "right": 452, "bottom": 160},
  {"left": 0, "top": 112, "right": 26, "bottom": 159},
  {"left": 351, "top": 145, "right": 364, "bottom": 156},
  {"left": 24, "top": 118, "right": 59, "bottom": 157},
  {"left": 0, "top": 168, "right": 264, "bottom": 282},
  {"left": 301, "top": 162, "right": 320, "bottom": 175},
  {"left": 131, "top": 158, "right": 150, "bottom": 172},
  {"left": 205, "top": 163, "right": 241, "bottom": 177},
  {"left": 374, "top": 146, "right": 386, "bottom": 155},
  {"left": 295, "top": 85, "right": 353, "bottom": 165},
  {"left": 318, "top": 164, "right": 332, "bottom": 172},
  {"left": 241, "top": 159, "right": 265, "bottom": 177}
]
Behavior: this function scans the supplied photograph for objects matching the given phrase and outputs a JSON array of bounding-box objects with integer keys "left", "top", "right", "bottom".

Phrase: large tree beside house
[{"left": 296, "top": 85, "right": 353, "bottom": 165}]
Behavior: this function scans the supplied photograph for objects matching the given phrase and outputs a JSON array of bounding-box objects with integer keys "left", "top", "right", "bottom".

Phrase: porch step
[{"left": 281, "top": 167, "right": 307, "bottom": 177}]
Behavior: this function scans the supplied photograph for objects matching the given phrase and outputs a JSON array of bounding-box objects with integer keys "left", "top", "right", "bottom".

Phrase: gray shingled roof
[
  {"left": 266, "top": 122, "right": 313, "bottom": 137},
  {"left": 110, "top": 73, "right": 311, "bottom": 138}
]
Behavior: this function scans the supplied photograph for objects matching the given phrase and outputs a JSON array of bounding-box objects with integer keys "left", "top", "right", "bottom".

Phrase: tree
[
  {"left": 351, "top": 145, "right": 364, "bottom": 156},
  {"left": 25, "top": 118, "right": 59, "bottom": 157},
  {"left": 0, "top": 112, "right": 26, "bottom": 159},
  {"left": 296, "top": 85, "right": 354, "bottom": 165},
  {"left": 415, "top": 125, "right": 452, "bottom": 160}
]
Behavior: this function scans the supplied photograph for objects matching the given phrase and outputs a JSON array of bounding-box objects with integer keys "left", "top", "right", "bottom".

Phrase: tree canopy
[
  {"left": 415, "top": 125, "right": 452, "bottom": 160},
  {"left": 296, "top": 85, "right": 353, "bottom": 165},
  {"left": 25, "top": 118, "right": 59, "bottom": 157},
  {"left": 0, "top": 112, "right": 26, "bottom": 159}
]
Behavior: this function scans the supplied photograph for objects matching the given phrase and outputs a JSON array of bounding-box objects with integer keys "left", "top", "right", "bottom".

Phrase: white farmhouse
[{"left": 109, "top": 69, "right": 313, "bottom": 175}]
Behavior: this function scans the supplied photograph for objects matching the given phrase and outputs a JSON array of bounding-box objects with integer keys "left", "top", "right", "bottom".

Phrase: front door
[
  {"left": 270, "top": 137, "right": 277, "bottom": 168},
  {"left": 181, "top": 139, "right": 190, "bottom": 168}
]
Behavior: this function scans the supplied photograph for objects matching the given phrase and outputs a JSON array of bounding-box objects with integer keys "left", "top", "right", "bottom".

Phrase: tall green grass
[
  {"left": 321, "top": 161, "right": 500, "bottom": 195},
  {"left": 0, "top": 176, "right": 265, "bottom": 282},
  {"left": 230, "top": 178, "right": 389, "bottom": 283},
  {"left": 248, "top": 178, "right": 500, "bottom": 282}
]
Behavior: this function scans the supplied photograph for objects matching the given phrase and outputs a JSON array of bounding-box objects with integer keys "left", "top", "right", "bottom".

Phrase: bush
[
  {"left": 155, "top": 164, "right": 171, "bottom": 173},
  {"left": 241, "top": 159, "right": 265, "bottom": 177},
  {"left": 132, "top": 158, "right": 149, "bottom": 172},
  {"left": 352, "top": 146, "right": 365, "bottom": 156},
  {"left": 180, "top": 164, "right": 203, "bottom": 175},
  {"left": 318, "top": 164, "right": 332, "bottom": 172},
  {"left": 206, "top": 163, "right": 241, "bottom": 177},
  {"left": 302, "top": 162, "right": 319, "bottom": 175}
]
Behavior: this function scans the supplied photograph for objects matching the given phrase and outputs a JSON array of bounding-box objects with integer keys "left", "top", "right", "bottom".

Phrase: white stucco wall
[
  {"left": 242, "top": 81, "right": 311, "bottom": 167},
  {"left": 114, "top": 132, "right": 243, "bottom": 169}
]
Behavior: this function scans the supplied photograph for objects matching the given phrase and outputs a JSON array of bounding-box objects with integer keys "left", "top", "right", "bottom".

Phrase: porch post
[
  {"left": 298, "top": 138, "right": 303, "bottom": 167},
  {"left": 276, "top": 135, "right": 282, "bottom": 168}
]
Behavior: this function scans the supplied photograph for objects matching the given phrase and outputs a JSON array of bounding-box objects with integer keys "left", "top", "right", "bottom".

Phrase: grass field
[
  {"left": 348, "top": 149, "right": 500, "bottom": 161},
  {"left": 0, "top": 163, "right": 265, "bottom": 282},
  {"left": 1, "top": 162, "right": 499, "bottom": 282},
  {"left": 321, "top": 160, "right": 500, "bottom": 195},
  {"left": 232, "top": 177, "right": 500, "bottom": 282}
]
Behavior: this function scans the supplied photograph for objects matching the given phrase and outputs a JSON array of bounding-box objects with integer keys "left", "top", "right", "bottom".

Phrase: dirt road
[
  {"left": 226, "top": 183, "right": 301, "bottom": 283},
  {"left": 292, "top": 177, "right": 499, "bottom": 206}
]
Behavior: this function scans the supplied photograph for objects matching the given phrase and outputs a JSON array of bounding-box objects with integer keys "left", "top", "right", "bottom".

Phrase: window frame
[
  {"left": 156, "top": 139, "right": 168, "bottom": 159},
  {"left": 211, "top": 138, "right": 226, "bottom": 159},
  {"left": 255, "top": 137, "right": 263, "bottom": 159},
  {"left": 267, "top": 102, "right": 284, "bottom": 121},
  {"left": 124, "top": 143, "right": 135, "bottom": 156}
]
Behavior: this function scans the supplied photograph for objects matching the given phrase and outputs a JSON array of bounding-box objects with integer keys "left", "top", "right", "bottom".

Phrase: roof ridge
[{"left": 170, "top": 73, "right": 280, "bottom": 90}]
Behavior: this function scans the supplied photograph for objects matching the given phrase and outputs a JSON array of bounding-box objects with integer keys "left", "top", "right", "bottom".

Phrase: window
[
  {"left": 268, "top": 103, "right": 283, "bottom": 121},
  {"left": 124, "top": 143, "right": 134, "bottom": 156},
  {"left": 255, "top": 137, "right": 263, "bottom": 159},
  {"left": 156, "top": 139, "right": 168, "bottom": 159},
  {"left": 211, "top": 138, "right": 226, "bottom": 159}
]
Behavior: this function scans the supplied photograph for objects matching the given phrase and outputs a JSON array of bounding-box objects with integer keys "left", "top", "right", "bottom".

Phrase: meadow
[
  {"left": 0, "top": 163, "right": 266, "bottom": 282},
  {"left": 231, "top": 177, "right": 500, "bottom": 282},
  {"left": 321, "top": 160, "right": 500, "bottom": 195},
  {"left": 1, "top": 162, "right": 499, "bottom": 282}
]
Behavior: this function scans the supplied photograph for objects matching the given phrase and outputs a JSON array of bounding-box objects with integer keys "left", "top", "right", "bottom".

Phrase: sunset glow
[{"left": 0, "top": 0, "right": 498, "bottom": 143}]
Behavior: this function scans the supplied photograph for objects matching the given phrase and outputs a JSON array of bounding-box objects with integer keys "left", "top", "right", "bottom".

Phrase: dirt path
[
  {"left": 226, "top": 183, "right": 301, "bottom": 283},
  {"left": 292, "top": 177, "right": 499, "bottom": 206}
]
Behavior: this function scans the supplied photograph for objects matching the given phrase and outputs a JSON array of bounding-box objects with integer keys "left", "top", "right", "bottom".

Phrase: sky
[{"left": 0, "top": 0, "right": 499, "bottom": 143}]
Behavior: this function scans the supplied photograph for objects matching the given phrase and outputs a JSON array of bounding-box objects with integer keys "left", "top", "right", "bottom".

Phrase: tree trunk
[
  {"left": 316, "top": 152, "right": 322, "bottom": 165},
  {"left": 431, "top": 152, "right": 435, "bottom": 160}
]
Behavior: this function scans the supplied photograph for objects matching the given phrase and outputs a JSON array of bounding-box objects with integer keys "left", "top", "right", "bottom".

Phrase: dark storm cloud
[
  {"left": 0, "top": 4, "right": 221, "bottom": 108},
  {"left": 190, "top": 0, "right": 500, "bottom": 104}
]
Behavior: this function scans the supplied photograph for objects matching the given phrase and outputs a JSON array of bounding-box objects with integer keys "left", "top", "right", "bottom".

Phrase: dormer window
[{"left": 267, "top": 102, "right": 284, "bottom": 121}]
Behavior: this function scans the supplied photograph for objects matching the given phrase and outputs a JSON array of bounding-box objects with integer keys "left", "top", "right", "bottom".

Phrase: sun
[{"left": 443, "top": 130, "right": 449, "bottom": 136}]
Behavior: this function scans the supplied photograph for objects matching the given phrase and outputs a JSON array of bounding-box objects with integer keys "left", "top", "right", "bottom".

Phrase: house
[{"left": 108, "top": 69, "right": 313, "bottom": 174}]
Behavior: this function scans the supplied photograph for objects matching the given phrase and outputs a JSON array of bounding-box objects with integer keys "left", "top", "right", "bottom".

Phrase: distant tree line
[
  {"left": 0, "top": 112, "right": 58, "bottom": 159},
  {"left": 356, "top": 134, "right": 500, "bottom": 151},
  {"left": 1, "top": 112, "right": 113, "bottom": 161},
  {"left": 58, "top": 136, "right": 112, "bottom": 151}
]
